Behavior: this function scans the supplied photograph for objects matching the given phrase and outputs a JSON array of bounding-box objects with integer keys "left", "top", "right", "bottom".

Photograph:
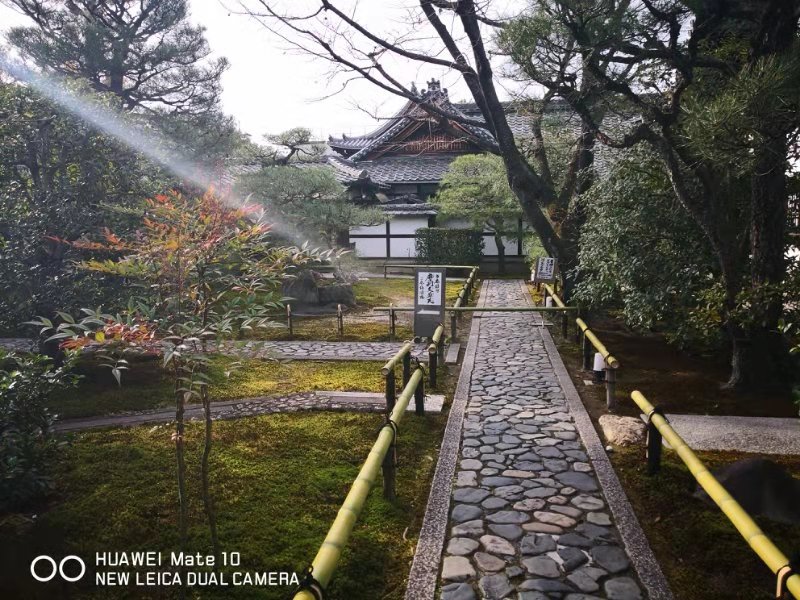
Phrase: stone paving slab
[
  {"left": 214, "top": 340, "right": 429, "bottom": 361},
  {"left": 0, "top": 338, "right": 37, "bottom": 352},
  {"left": 433, "top": 280, "right": 651, "bottom": 600},
  {"left": 0, "top": 338, "right": 429, "bottom": 362},
  {"left": 53, "top": 391, "right": 445, "bottom": 432},
  {"left": 654, "top": 414, "right": 800, "bottom": 455}
]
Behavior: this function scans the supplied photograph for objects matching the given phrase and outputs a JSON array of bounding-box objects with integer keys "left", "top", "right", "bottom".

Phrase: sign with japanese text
[
  {"left": 414, "top": 269, "right": 446, "bottom": 337},
  {"left": 533, "top": 257, "right": 558, "bottom": 283}
]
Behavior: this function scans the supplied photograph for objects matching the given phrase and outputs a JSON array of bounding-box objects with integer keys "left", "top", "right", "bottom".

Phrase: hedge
[{"left": 415, "top": 228, "right": 484, "bottom": 264}]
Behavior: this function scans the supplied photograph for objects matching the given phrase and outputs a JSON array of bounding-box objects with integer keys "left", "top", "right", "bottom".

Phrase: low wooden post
[
  {"left": 575, "top": 305, "right": 583, "bottom": 342},
  {"left": 415, "top": 374, "right": 425, "bottom": 416},
  {"left": 402, "top": 352, "right": 411, "bottom": 387},
  {"left": 605, "top": 366, "right": 617, "bottom": 411},
  {"left": 450, "top": 311, "right": 457, "bottom": 340},
  {"left": 561, "top": 310, "right": 569, "bottom": 338},
  {"left": 385, "top": 369, "right": 396, "bottom": 416},
  {"left": 582, "top": 332, "right": 593, "bottom": 371},
  {"left": 646, "top": 410, "right": 663, "bottom": 475},
  {"left": 382, "top": 426, "right": 397, "bottom": 501},
  {"left": 287, "top": 304, "right": 293, "bottom": 337},
  {"left": 543, "top": 285, "right": 549, "bottom": 306},
  {"left": 337, "top": 304, "right": 344, "bottom": 336},
  {"left": 389, "top": 303, "right": 396, "bottom": 340},
  {"left": 429, "top": 346, "right": 438, "bottom": 388}
]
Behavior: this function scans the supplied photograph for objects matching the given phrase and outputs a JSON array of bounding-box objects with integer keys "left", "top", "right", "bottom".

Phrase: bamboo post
[
  {"left": 429, "top": 345, "right": 437, "bottom": 388},
  {"left": 337, "top": 304, "right": 344, "bottom": 336},
  {"left": 605, "top": 366, "right": 617, "bottom": 412},
  {"left": 646, "top": 410, "right": 663, "bottom": 475},
  {"left": 385, "top": 369, "right": 396, "bottom": 416},
  {"left": 582, "top": 333, "right": 592, "bottom": 370},
  {"left": 450, "top": 311, "right": 457, "bottom": 340},
  {"left": 287, "top": 304, "right": 293, "bottom": 337},
  {"left": 414, "top": 375, "right": 425, "bottom": 416},
  {"left": 382, "top": 440, "right": 396, "bottom": 501},
  {"left": 389, "top": 303, "right": 396, "bottom": 340},
  {"left": 402, "top": 352, "right": 411, "bottom": 387},
  {"left": 561, "top": 311, "right": 568, "bottom": 338}
]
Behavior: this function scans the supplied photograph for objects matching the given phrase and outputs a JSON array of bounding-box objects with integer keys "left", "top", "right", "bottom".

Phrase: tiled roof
[
  {"left": 327, "top": 154, "right": 459, "bottom": 184},
  {"left": 382, "top": 203, "right": 437, "bottom": 215}
]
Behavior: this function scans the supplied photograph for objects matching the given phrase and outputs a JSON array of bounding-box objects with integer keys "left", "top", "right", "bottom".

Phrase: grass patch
[
  {"left": 612, "top": 447, "right": 800, "bottom": 600},
  {"left": 244, "top": 319, "right": 413, "bottom": 342},
  {"left": 352, "top": 277, "right": 465, "bottom": 309},
  {"left": 0, "top": 408, "right": 448, "bottom": 599},
  {"left": 52, "top": 357, "right": 383, "bottom": 419}
]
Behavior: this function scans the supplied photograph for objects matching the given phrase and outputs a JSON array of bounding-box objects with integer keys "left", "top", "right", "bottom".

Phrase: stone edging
[
  {"left": 404, "top": 280, "right": 488, "bottom": 600},
  {"left": 532, "top": 282, "right": 674, "bottom": 600}
]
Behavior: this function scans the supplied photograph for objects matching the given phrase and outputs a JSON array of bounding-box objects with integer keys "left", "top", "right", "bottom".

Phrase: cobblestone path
[
  {"left": 0, "top": 338, "right": 427, "bottom": 362},
  {"left": 440, "top": 280, "right": 643, "bottom": 600},
  {"left": 213, "top": 340, "right": 427, "bottom": 361},
  {"left": 54, "top": 391, "right": 444, "bottom": 433}
]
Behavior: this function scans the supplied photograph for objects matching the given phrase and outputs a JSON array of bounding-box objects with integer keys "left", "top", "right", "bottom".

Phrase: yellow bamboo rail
[
  {"left": 293, "top": 369, "right": 424, "bottom": 600},
  {"left": 631, "top": 390, "right": 800, "bottom": 599},
  {"left": 381, "top": 341, "right": 415, "bottom": 376},
  {"left": 576, "top": 318, "right": 619, "bottom": 369}
]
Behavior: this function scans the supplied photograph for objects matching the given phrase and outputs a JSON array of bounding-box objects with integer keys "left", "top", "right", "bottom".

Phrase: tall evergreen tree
[{"left": 5, "top": 0, "right": 228, "bottom": 116}]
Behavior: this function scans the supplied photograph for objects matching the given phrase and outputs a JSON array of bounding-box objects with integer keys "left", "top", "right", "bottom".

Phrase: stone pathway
[
  {"left": 213, "top": 340, "right": 427, "bottom": 361},
  {"left": 0, "top": 338, "right": 427, "bottom": 362},
  {"left": 54, "top": 391, "right": 445, "bottom": 433},
  {"left": 440, "top": 280, "right": 644, "bottom": 600},
  {"left": 0, "top": 338, "right": 37, "bottom": 353}
]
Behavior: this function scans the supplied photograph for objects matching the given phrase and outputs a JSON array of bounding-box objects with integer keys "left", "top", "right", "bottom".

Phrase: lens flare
[{"left": 0, "top": 53, "right": 318, "bottom": 247}]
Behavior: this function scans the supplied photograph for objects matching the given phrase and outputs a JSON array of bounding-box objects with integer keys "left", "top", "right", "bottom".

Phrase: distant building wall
[{"left": 348, "top": 215, "right": 529, "bottom": 259}]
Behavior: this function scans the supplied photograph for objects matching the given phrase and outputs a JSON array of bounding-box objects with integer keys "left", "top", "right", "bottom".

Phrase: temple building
[{"left": 324, "top": 79, "right": 536, "bottom": 262}]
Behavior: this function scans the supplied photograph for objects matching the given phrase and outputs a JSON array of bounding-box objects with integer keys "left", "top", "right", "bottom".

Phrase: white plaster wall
[
  {"left": 390, "top": 237, "right": 417, "bottom": 258},
  {"left": 353, "top": 237, "right": 386, "bottom": 258},
  {"left": 390, "top": 216, "right": 429, "bottom": 234}
]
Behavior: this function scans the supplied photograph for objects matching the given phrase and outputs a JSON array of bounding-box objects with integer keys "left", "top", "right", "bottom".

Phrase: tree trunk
[
  {"left": 732, "top": 136, "right": 792, "bottom": 389},
  {"left": 200, "top": 387, "right": 221, "bottom": 569},
  {"left": 494, "top": 232, "right": 506, "bottom": 275},
  {"left": 173, "top": 367, "right": 188, "bottom": 600}
]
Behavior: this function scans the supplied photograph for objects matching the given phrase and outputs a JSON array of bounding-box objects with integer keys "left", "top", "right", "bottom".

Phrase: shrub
[
  {"left": 415, "top": 228, "right": 484, "bottom": 265},
  {"left": 0, "top": 352, "right": 80, "bottom": 511}
]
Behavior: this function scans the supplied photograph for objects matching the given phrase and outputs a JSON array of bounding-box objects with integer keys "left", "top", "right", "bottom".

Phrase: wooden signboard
[
  {"left": 414, "top": 269, "right": 446, "bottom": 337},
  {"left": 533, "top": 256, "right": 558, "bottom": 283}
]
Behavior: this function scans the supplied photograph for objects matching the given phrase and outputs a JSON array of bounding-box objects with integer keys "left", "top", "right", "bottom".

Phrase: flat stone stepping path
[
  {"left": 0, "top": 338, "right": 428, "bottom": 362},
  {"left": 439, "top": 280, "right": 645, "bottom": 600},
  {"left": 0, "top": 338, "right": 36, "bottom": 352},
  {"left": 658, "top": 414, "right": 800, "bottom": 455},
  {"left": 213, "top": 340, "right": 428, "bottom": 361},
  {"left": 54, "top": 391, "right": 445, "bottom": 432}
]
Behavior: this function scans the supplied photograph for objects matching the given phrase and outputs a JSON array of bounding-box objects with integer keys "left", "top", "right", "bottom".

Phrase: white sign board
[
  {"left": 416, "top": 271, "right": 443, "bottom": 305},
  {"left": 534, "top": 257, "right": 558, "bottom": 283},
  {"left": 414, "top": 269, "right": 446, "bottom": 337}
]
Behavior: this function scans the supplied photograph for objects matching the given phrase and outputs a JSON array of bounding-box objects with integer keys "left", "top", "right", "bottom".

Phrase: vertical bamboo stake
[
  {"left": 415, "top": 375, "right": 425, "bottom": 416},
  {"left": 287, "top": 304, "right": 293, "bottom": 337},
  {"left": 605, "top": 366, "right": 617, "bottom": 411},
  {"left": 337, "top": 304, "right": 344, "bottom": 336}
]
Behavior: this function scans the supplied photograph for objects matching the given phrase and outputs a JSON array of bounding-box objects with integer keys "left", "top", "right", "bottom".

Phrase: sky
[{"left": 0, "top": 0, "right": 523, "bottom": 142}]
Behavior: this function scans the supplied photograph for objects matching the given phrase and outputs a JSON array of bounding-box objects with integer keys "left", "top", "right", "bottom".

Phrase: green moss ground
[
  {"left": 612, "top": 447, "right": 800, "bottom": 600},
  {"left": 236, "top": 278, "right": 465, "bottom": 342},
  {"left": 0, "top": 406, "right": 449, "bottom": 599},
  {"left": 52, "top": 357, "right": 383, "bottom": 419}
]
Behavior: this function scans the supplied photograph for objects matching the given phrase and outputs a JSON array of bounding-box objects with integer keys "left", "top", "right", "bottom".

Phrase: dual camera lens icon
[{"left": 30, "top": 555, "right": 86, "bottom": 583}]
